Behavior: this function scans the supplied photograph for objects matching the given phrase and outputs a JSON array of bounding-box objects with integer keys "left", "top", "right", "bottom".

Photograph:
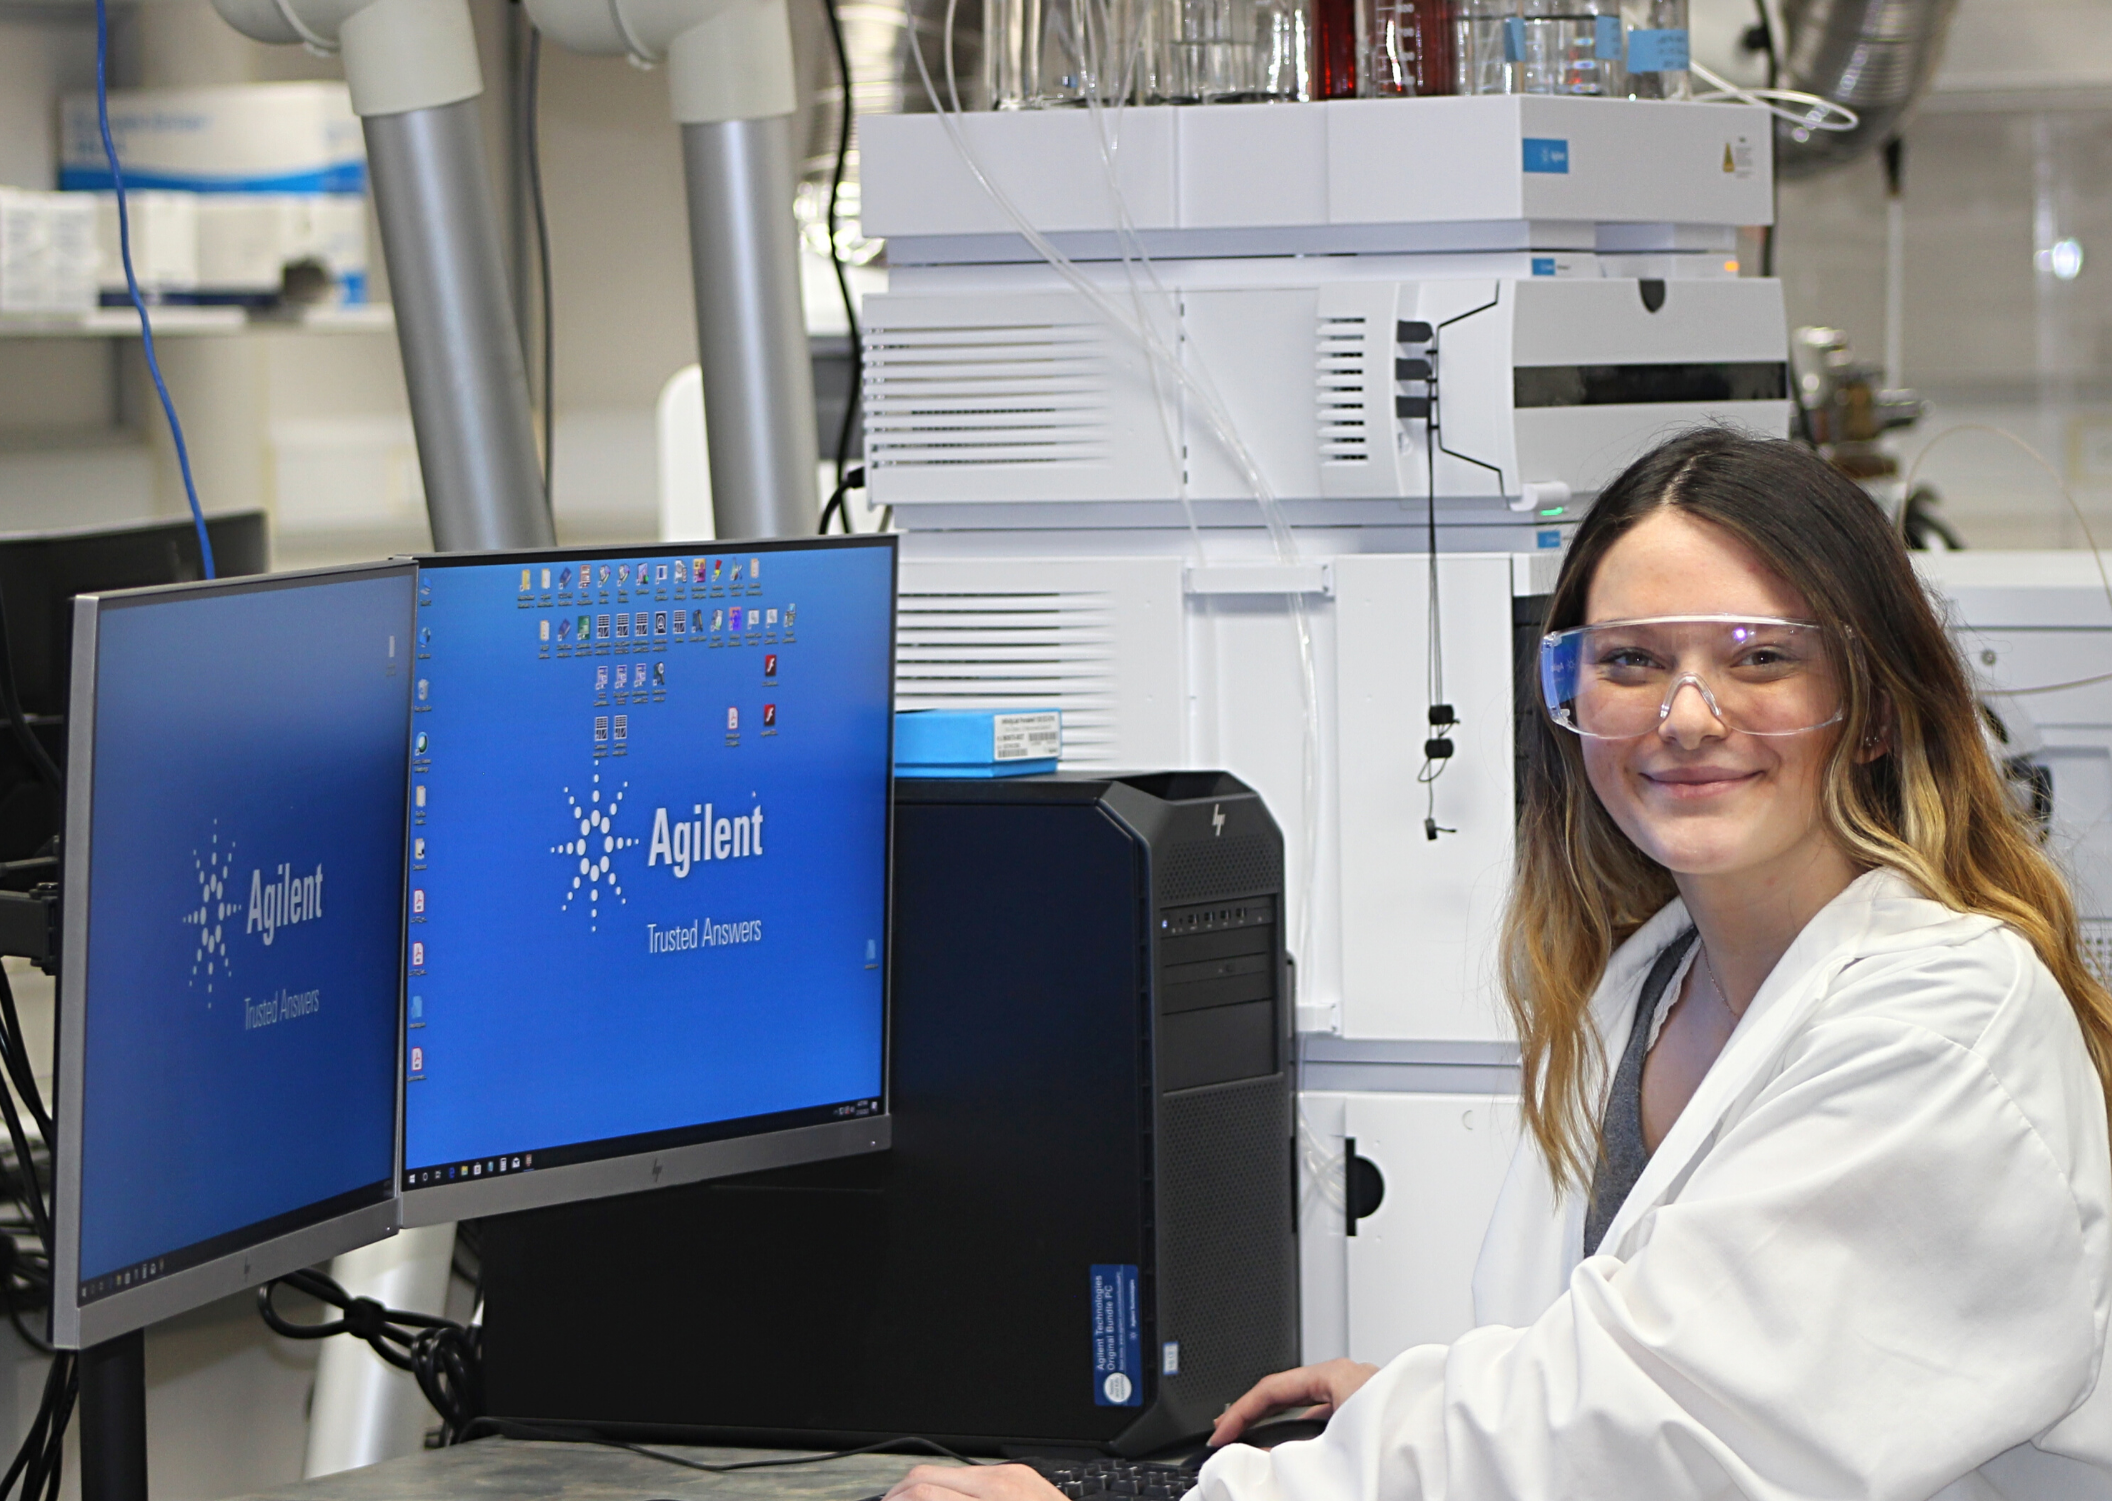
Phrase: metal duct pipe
[{"left": 1775, "top": 0, "right": 1961, "bottom": 176}]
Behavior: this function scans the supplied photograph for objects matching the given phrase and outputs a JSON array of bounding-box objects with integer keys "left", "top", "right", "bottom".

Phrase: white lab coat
[{"left": 1200, "top": 869, "right": 2112, "bottom": 1500}]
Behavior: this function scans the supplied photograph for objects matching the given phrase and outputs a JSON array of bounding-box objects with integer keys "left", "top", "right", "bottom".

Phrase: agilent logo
[
  {"left": 646, "top": 801, "right": 764, "bottom": 877},
  {"left": 550, "top": 771, "right": 641, "bottom": 933},
  {"left": 181, "top": 821, "right": 238, "bottom": 994}
]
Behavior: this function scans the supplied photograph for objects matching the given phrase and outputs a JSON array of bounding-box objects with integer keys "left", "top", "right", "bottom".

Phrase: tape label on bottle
[{"left": 1626, "top": 28, "right": 1689, "bottom": 71}]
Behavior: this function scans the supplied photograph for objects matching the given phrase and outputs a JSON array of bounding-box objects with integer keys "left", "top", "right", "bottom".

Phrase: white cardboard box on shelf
[
  {"left": 0, "top": 191, "right": 97, "bottom": 315},
  {"left": 92, "top": 191, "right": 199, "bottom": 300},
  {"left": 58, "top": 82, "right": 364, "bottom": 194}
]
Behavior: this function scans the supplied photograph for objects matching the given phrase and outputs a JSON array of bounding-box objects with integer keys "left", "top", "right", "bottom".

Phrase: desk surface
[{"left": 230, "top": 1442, "right": 945, "bottom": 1501}]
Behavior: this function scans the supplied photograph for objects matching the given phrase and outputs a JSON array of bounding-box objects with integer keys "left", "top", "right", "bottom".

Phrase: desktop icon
[
  {"left": 711, "top": 609, "right": 724, "bottom": 632},
  {"left": 634, "top": 612, "right": 649, "bottom": 637},
  {"left": 655, "top": 564, "right": 669, "bottom": 584},
  {"left": 410, "top": 1046, "right": 424, "bottom": 1074},
  {"left": 730, "top": 561, "right": 744, "bottom": 583},
  {"left": 417, "top": 678, "right": 429, "bottom": 701},
  {"left": 764, "top": 654, "right": 777, "bottom": 678},
  {"left": 415, "top": 785, "right": 428, "bottom": 809},
  {"left": 412, "top": 889, "right": 426, "bottom": 914},
  {"left": 691, "top": 610, "right": 705, "bottom": 632},
  {"left": 577, "top": 614, "right": 590, "bottom": 639},
  {"left": 727, "top": 706, "right": 739, "bottom": 731},
  {"left": 418, "top": 626, "right": 432, "bottom": 647},
  {"left": 596, "top": 614, "right": 611, "bottom": 639},
  {"left": 672, "top": 611, "right": 686, "bottom": 634},
  {"left": 595, "top": 665, "right": 608, "bottom": 690},
  {"left": 785, "top": 605, "right": 796, "bottom": 627},
  {"left": 766, "top": 608, "right": 778, "bottom": 626},
  {"left": 541, "top": 568, "right": 552, "bottom": 590},
  {"left": 712, "top": 558, "right": 723, "bottom": 582},
  {"left": 763, "top": 704, "right": 776, "bottom": 728},
  {"left": 654, "top": 611, "right": 668, "bottom": 635},
  {"left": 520, "top": 569, "right": 531, "bottom": 592},
  {"left": 693, "top": 557, "right": 707, "bottom": 581},
  {"left": 414, "top": 732, "right": 429, "bottom": 754},
  {"left": 411, "top": 994, "right": 423, "bottom": 1020},
  {"left": 413, "top": 838, "right": 426, "bottom": 862},
  {"left": 539, "top": 620, "right": 550, "bottom": 642},
  {"left": 613, "top": 715, "right": 628, "bottom": 741},
  {"left": 559, "top": 566, "right": 572, "bottom": 590},
  {"left": 595, "top": 716, "right": 609, "bottom": 742},
  {"left": 730, "top": 607, "right": 744, "bottom": 631},
  {"left": 617, "top": 564, "right": 631, "bottom": 587},
  {"left": 411, "top": 941, "right": 425, "bottom": 968},
  {"left": 750, "top": 556, "right": 761, "bottom": 579},
  {"left": 615, "top": 615, "right": 629, "bottom": 639},
  {"left": 615, "top": 665, "right": 628, "bottom": 690},
  {"left": 557, "top": 618, "right": 572, "bottom": 641},
  {"left": 598, "top": 564, "right": 611, "bottom": 587},
  {"left": 673, "top": 560, "right": 687, "bottom": 584},
  {"left": 652, "top": 662, "right": 665, "bottom": 687}
]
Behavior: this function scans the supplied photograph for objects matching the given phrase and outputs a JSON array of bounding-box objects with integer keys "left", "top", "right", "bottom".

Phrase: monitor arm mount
[{"left": 209, "top": 0, "right": 820, "bottom": 543}]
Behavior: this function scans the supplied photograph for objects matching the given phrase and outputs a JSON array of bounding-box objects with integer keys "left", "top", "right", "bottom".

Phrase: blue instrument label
[
  {"left": 1522, "top": 138, "right": 1570, "bottom": 174},
  {"left": 1091, "top": 1264, "right": 1143, "bottom": 1407}
]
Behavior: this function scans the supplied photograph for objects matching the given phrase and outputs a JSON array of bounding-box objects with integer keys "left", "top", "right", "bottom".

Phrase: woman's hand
[
  {"left": 1208, "top": 1358, "right": 1380, "bottom": 1448},
  {"left": 884, "top": 1464, "right": 1064, "bottom": 1501}
]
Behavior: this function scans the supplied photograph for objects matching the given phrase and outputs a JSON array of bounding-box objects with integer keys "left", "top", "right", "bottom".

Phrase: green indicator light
[{"left": 1538, "top": 507, "right": 1566, "bottom": 518}]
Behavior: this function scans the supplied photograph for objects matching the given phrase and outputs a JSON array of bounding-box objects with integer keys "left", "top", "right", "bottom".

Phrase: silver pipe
[
  {"left": 681, "top": 114, "right": 820, "bottom": 539},
  {"left": 1775, "top": 0, "right": 1960, "bottom": 176},
  {"left": 365, "top": 100, "right": 555, "bottom": 551}
]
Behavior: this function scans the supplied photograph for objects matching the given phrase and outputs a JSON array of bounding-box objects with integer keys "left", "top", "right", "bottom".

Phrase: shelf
[{"left": 0, "top": 305, "right": 394, "bottom": 339}]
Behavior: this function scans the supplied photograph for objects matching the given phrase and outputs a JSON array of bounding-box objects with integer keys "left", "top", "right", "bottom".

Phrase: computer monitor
[
  {"left": 0, "top": 511, "right": 267, "bottom": 874},
  {"left": 399, "top": 538, "right": 896, "bottom": 1224},
  {"left": 52, "top": 563, "right": 415, "bottom": 1350}
]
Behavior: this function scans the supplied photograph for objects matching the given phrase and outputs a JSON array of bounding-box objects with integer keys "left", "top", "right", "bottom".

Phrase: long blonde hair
[{"left": 1505, "top": 428, "right": 2112, "bottom": 1190}]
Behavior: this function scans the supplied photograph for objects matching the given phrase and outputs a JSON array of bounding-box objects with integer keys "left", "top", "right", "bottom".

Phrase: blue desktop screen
[
  {"left": 402, "top": 539, "right": 893, "bottom": 1185},
  {"left": 76, "top": 572, "right": 413, "bottom": 1295}
]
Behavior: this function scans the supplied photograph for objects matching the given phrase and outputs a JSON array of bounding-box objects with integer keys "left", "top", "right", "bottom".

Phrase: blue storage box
[{"left": 895, "top": 708, "right": 1061, "bottom": 778}]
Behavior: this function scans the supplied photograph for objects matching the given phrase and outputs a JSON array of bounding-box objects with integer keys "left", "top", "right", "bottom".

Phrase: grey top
[{"left": 1584, "top": 927, "right": 1699, "bottom": 1256}]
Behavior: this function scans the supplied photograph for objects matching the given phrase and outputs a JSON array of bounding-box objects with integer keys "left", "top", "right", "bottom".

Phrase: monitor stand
[{"left": 80, "top": 1330, "right": 147, "bottom": 1501}]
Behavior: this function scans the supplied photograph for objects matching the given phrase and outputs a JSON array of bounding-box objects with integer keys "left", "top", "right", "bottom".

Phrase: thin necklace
[{"left": 1699, "top": 944, "right": 1736, "bottom": 1018}]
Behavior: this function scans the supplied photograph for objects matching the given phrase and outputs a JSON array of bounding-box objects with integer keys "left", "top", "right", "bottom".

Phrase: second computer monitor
[{"left": 400, "top": 538, "right": 896, "bottom": 1222}]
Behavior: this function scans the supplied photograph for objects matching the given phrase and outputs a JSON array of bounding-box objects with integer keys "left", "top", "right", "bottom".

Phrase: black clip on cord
[{"left": 258, "top": 1267, "right": 484, "bottom": 1444}]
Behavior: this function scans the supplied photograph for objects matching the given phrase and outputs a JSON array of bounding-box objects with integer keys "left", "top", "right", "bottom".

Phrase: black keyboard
[{"left": 1025, "top": 1458, "right": 1199, "bottom": 1501}]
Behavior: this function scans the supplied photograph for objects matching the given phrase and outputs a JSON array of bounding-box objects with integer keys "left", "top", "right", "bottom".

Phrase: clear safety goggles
[{"left": 1540, "top": 615, "right": 1845, "bottom": 740}]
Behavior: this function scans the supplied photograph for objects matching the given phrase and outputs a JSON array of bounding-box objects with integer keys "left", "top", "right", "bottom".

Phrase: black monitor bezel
[{"left": 396, "top": 535, "right": 895, "bottom": 1227}]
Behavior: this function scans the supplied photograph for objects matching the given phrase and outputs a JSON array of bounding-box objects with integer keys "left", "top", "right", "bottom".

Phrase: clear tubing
[{"left": 911, "top": 19, "right": 1328, "bottom": 986}]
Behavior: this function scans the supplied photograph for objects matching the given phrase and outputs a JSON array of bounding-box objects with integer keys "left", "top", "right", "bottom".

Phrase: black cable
[
  {"left": 0, "top": 583, "right": 59, "bottom": 797},
  {"left": 524, "top": 25, "right": 556, "bottom": 525},
  {"left": 821, "top": 465, "right": 867, "bottom": 535},
  {"left": 459, "top": 1420, "right": 985, "bottom": 1473},
  {"left": 0, "top": 969, "right": 51, "bottom": 1142},
  {"left": 819, "top": 0, "right": 863, "bottom": 499},
  {"left": 259, "top": 1267, "right": 485, "bottom": 1443}
]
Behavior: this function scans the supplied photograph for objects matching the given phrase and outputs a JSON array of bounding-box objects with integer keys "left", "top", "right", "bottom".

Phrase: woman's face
[{"left": 1579, "top": 508, "right": 1845, "bottom": 885}]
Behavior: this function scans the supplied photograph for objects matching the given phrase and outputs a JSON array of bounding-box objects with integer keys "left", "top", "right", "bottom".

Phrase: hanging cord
[
  {"left": 96, "top": 0, "right": 213, "bottom": 580},
  {"left": 259, "top": 1268, "right": 485, "bottom": 1444},
  {"left": 459, "top": 1420, "right": 987, "bottom": 1471},
  {"left": 523, "top": 20, "right": 557, "bottom": 524},
  {"left": 820, "top": 0, "right": 864, "bottom": 512},
  {"left": 820, "top": 465, "right": 867, "bottom": 535},
  {"left": 1688, "top": 58, "right": 1858, "bottom": 135}
]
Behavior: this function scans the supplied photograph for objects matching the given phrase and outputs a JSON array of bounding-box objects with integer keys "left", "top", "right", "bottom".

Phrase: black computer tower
[{"left": 478, "top": 770, "right": 1298, "bottom": 1456}]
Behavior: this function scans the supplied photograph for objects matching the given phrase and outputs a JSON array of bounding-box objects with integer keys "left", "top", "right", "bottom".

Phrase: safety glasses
[{"left": 1540, "top": 615, "right": 1844, "bottom": 740}]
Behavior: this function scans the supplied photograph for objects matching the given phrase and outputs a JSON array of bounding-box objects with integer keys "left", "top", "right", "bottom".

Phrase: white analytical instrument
[{"left": 860, "top": 93, "right": 1787, "bottom": 1366}]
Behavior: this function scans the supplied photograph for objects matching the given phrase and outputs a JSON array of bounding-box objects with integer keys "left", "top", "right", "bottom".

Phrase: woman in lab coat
[{"left": 885, "top": 427, "right": 2112, "bottom": 1500}]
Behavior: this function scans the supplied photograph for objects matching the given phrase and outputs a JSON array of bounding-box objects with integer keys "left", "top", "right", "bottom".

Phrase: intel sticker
[{"left": 1091, "top": 1264, "right": 1142, "bottom": 1407}]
